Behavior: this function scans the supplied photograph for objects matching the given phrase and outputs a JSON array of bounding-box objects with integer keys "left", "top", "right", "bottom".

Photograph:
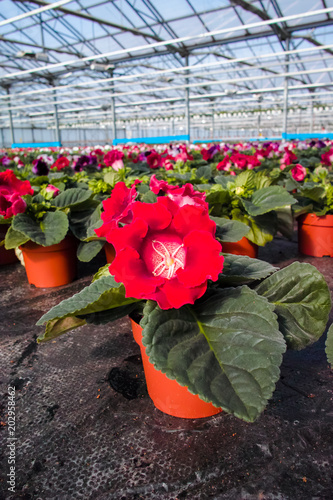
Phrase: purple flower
[
  {"left": 32, "top": 159, "right": 49, "bottom": 175},
  {"left": 72, "top": 154, "right": 97, "bottom": 171}
]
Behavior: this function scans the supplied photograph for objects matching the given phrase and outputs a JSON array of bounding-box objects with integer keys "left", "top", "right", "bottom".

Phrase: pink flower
[
  {"left": 45, "top": 185, "right": 60, "bottom": 198},
  {"left": 321, "top": 148, "right": 333, "bottom": 166},
  {"left": 291, "top": 164, "right": 307, "bottom": 182},
  {"left": 149, "top": 175, "right": 207, "bottom": 210},
  {"left": 147, "top": 151, "right": 163, "bottom": 169},
  {"left": 0, "top": 169, "right": 33, "bottom": 219},
  {"left": 216, "top": 156, "right": 232, "bottom": 171},
  {"left": 111, "top": 159, "right": 124, "bottom": 171}
]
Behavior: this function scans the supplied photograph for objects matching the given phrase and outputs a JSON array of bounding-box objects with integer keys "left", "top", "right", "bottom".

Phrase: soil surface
[{"left": 0, "top": 234, "right": 332, "bottom": 500}]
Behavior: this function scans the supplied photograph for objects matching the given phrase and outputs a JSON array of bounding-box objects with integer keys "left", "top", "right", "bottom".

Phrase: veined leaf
[
  {"left": 53, "top": 188, "right": 92, "bottom": 208},
  {"left": 4, "top": 226, "right": 29, "bottom": 249},
  {"left": 242, "top": 186, "right": 297, "bottom": 216},
  {"left": 211, "top": 216, "right": 249, "bottom": 242},
  {"left": 218, "top": 254, "right": 277, "bottom": 285},
  {"left": 255, "top": 262, "right": 331, "bottom": 349},
  {"left": 12, "top": 211, "right": 68, "bottom": 246},
  {"left": 37, "top": 275, "right": 139, "bottom": 326},
  {"left": 37, "top": 317, "right": 86, "bottom": 343},
  {"left": 77, "top": 240, "right": 104, "bottom": 262},
  {"left": 141, "top": 287, "right": 286, "bottom": 422}
]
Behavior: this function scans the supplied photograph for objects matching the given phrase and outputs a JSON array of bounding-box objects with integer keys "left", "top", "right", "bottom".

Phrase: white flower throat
[{"left": 151, "top": 240, "right": 186, "bottom": 279}]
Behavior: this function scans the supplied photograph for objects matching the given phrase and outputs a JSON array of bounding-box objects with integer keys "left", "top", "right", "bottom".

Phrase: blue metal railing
[
  {"left": 11, "top": 142, "right": 62, "bottom": 148},
  {"left": 113, "top": 135, "right": 190, "bottom": 145}
]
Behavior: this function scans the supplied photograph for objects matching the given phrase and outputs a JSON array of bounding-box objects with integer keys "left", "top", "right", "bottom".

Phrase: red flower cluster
[
  {"left": 104, "top": 150, "right": 124, "bottom": 167},
  {"left": 97, "top": 183, "right": 223, "bottom": 309},
  {"left": 217, "top": 153, "right": 260, "bottom": 171},
  {"left": 0, "top": 169, "right": 34, "bottom": 219},
  {"left": 321, "top": 148, "right": 333, "bottom": 166}
]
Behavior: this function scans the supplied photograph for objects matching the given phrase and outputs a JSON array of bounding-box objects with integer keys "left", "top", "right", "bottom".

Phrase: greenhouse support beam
[
  {"left": 53, "top": 88, "right": 61, "bottom": 145},
  {"left": 110, "top": 70, "right": 117, "bottom": 141},
  {"left": 282, "top": 38, "right": 290, "bottom": 137},
  {"left": 185, "top": 55, "right": 190, "bottom": 142},
  {"left": 310, "top": 95, "right": 314, "bottom": 133},
  {"left": 6, "top": 87, "right": 15, "bottom": 145}
]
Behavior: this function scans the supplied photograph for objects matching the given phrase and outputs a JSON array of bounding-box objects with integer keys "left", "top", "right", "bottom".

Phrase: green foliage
[
  {"left": 211, "top": 216, "right": 249, "bottom": 242},
  {"left": 141, "top": 288, "right": 286, "bottom": 422},
  {"left": 12, "top": 211, "right": 69, "bottom": 246},
  {"left": 4, "top": 226, "right": 29, "bottom": 249},
  {"left": 255, "top": 262, "right": 331, "bottom": 349},
  {"left": 218, "top": 254, "right": 277, "bottom": 286},
  {"left": 77, "top": 240, "right": 105, "bottom": 262},
  {"left": 53, "top": 188, "right": 93, "bottom": 208},
  {"left": 241, "top": 186, "right": 297, "bottom": 216}
]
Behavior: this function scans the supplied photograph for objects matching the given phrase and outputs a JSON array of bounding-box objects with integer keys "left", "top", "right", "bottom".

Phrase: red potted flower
[{"left": 37, "top": 180, "right": 331, "bottom": 423}]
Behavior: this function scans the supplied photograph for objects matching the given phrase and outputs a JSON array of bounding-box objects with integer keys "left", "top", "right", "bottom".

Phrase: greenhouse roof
[{"left": 1, "top": 0, "right": 333, "bottom": 131}]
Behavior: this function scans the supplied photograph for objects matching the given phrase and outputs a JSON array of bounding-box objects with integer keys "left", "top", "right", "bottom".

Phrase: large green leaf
[
  {"left": 195, "top": 165, "right": 212, "bottom": 180},
  {"left": 205, "top": 188, "right": 230, "bottom": 205},
  {"left": 12, "top": 211, "right": 69, "bottom": 246},
  {"left": 37, "top": 275, "right": 139, "bottom": 326},
  {"left": 214, "top": 175, "right": 235, "bottom": 188},
  {"left": 38, "top": 317, "right": 87, "bottom": 343},
  {"left": 80, "top": 302, "right": 142, "bottom": 325},
  {"left": 77, "top": 240, "right": 105, "bottom": 262},
  {"left": 255, "top": 262, "right": 331, "bottom": 349},
  {"left": 4, "top": 226, "right": 29, "bottom": 249},
  {"left": 234, "top": 170, "right": 255, "bottom": 190},
  {"left": 325, "top": 324, "right": 333, "bottom": 366},
  {"left": 211, "top": 216, "right": 250, "bottom": 242},
  {"left": 275, "top": 207, "right": 294, "bottom": 239},
  {"left": 53, "top": 188, "right": 92, "bottom": 208},
  {"left": 300, "top": 184, "right": 326, "bottom": 203},
  {"left": 69, "top": 206, "right": 101, "bottom": 240},
  {"left": 218, "top": 254, "right": 277, "bottom": 285},
  {"left": 141, "top": 287, "right": 286, "bottom": 422},
  {"left": 242, "top": 186, "right": 297, "bottom": 216}
]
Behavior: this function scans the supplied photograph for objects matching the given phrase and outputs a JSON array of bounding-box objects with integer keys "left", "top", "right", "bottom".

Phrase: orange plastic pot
[
  {"left": 298, "top": 213, "right": 333, "bottom": 257},
  {"left": 20, "top": 235, "right": 78, "bottom": 287},
  {"left": 222, "top": 237, "right": 258, "bottom": 258},
  {"left": 0, "top": 225, "right": 18, "bottom": 265},
  {"left": 130, "top": 318, "right": 222, "bottom": 419},
  {"left": 104, "top": 242, "right": 116, "bottom": 263}
]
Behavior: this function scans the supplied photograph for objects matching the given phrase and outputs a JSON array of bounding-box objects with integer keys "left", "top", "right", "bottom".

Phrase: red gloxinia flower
[
  {"left": 52, "top": 156, "right": 70, "bottom": 170},
  {"left": 94, "top": 182, "right": 137, "bottom": 238},
  {"left": 0, "top": 169, "right": 33, "bottom": 219},
  {"left": 108, "top": 197, "right": 224, "bottom": 309},
  {"left": 147, "top": 151, "right": 163, "bottom": 169},
  {"left": 216, "top": 156, "right": 232, "bottom": 171},
  {"left": 321, "top": 148, "right": 333, "bottom": 166}
]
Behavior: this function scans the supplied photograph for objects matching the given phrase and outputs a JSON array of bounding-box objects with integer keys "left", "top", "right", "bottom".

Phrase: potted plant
[
  {"left": 293, "top": 167, "right": 333, "bottom": 257},
  {"left": 36, "top": 181, "right": 331, "bottom": 422},
  {"left": 1, "top": 170, "right": 97, "bottom": 286}
]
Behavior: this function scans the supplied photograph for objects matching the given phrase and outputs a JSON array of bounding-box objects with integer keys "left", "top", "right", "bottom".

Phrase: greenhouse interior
[{"left": 1, "top": 1, "right": 333, "bottom": 499}]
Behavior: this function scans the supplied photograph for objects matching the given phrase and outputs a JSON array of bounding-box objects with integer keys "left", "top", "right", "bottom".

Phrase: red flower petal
[
  {"left": 106, "top": 218, "right": 148, "bottom": 252},
  {"left": 171, "top": 205, "right": 216, "bottom": 238},
  {"left": 177, "top": 230, "right": 224, "bottom": 287},
  {"left": 149, "top": 279, "right": 207, "bottom": 309},
  {"left": 109, "top": 247, "right": 163, "bottom": 298},
  {"left": 132, "top": 201, "right": 172, "bottom": 231}
]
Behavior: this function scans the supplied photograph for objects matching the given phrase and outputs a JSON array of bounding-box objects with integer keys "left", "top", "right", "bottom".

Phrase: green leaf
[
  {"left": 69, "top": 206, "right": 101, "bottom": 240},
  {"left": 235, "top": 170, "right": 255, "bottom": 189},
  {"left": 196, "top": 165, "right": 212, "bottom": 180},
  {"left": 37, "top": 275, "right": 139, "bottom": 326},
  {"left": 299, "top": 185, "right": 326, "bottom": 203},
  {"left": 53, "top": 188, "right": 92, "bottom": 208},
  {"left": 218, "top": 254, "right": 277, "bottom": 285},
  {"left": 12, "top": 211, "right": 68, "bottom": 246},
  {"left": 242, "top": 186, "right": 297, "bottom": 216},
  {"left": 275, "top": 206, "right": 294, "bottom": 239},
  {"left": 37, "top": 317, "right": 86, "bottom": 343},
  {"left": 92, "top": 263, "right": 111, "bottom": 282},
  {"left": 80, "top": 302, "right": 141, "bottom": 325},
  {"left": 211, "top": 216, "right": 249, "bottom": 242},
  {"left": 4, "top": 226, "right": 29, "bottom": 249},
  {"left": 206, "top": 188, "right": 230, "bottom": 205},
  {"left": 325, "top": 324, "right": 333, "bottom": 366},
  {"left": 255, "top": 262, "right": 331, "bottom": 349},
  {"left": 77, "top": 240, "right": 105, "bottom": 262},
  {"left": 215, "top": 175, "right": 235, "bottom": 188},
  {"left": 141, "top": 288, "right": 286, "bottom": 422},
  {"left": 232, "top": 209, "right": 276, "bottom": 246},
  {"left": 141, "top": 190, "right": 157, "bottom": 203}
]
